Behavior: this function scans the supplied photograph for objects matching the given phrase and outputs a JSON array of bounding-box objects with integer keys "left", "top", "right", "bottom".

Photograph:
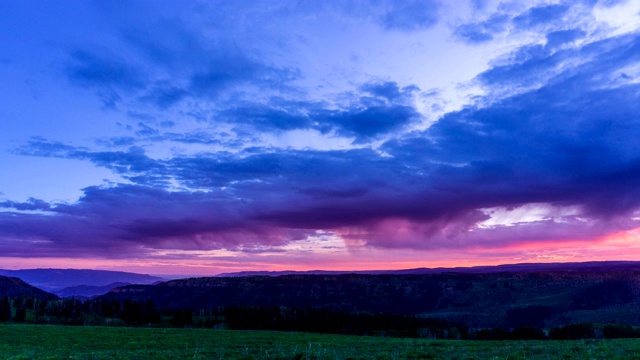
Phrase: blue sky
[{"left": 1, "top": 0, "right": 640, "bottom": 274}]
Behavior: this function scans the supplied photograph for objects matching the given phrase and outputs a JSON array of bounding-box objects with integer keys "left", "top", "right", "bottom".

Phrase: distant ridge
[
  {"left": 0, "top": 269, "right": 165, "bottom": 292},
  {"left": 216, "top": 261, "right": 640, "bottom": 277},
  {"left": 0, "top": 276, "right": 57, "bottom": 300},
  {"left": 54, "top": 282, "right": 132, "bottom": 298}
]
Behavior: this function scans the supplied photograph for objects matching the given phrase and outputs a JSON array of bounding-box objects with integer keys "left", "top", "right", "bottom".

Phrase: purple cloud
[{"left": 3, "top": 2, "right": 640, "bottom": 264}]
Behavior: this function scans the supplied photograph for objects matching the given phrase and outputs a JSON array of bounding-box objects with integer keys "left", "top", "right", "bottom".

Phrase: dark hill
[
  {"left": 99, "top": 267, "right": 640, "bottom": 328},
  {"left": 0, "top": 276, "right": 57, "bottom": 300},
  {"left": 102, "top": 274, "right": 443, "bottom": 315}
]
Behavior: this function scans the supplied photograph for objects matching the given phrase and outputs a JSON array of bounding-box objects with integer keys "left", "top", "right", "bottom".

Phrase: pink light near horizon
[{"left": 3, "top": 227, "right": 639, "bottom": 275}]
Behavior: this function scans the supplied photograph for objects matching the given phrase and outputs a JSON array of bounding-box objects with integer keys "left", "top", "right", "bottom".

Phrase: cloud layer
[{"left": 2, "top": 0, "right": 640, "bottom": 270}]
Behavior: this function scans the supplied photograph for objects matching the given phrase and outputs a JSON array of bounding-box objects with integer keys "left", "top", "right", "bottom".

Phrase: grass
[{"left": 2, "top": 324, "right": 640, "bottom": 359}]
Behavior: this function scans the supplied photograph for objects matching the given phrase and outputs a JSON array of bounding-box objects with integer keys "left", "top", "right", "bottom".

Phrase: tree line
[{"left": 2, "top": 295, "right": 640, "bottom": 340}]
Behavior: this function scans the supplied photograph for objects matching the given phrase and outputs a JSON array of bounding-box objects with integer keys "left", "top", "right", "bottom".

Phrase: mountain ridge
[
  {"left": 54, "top": 282, "right": 132, "bottom": 298},
  {"left": 215, "top": 260, "right": 640, "bottom": 277},
  {"left": 0, "top": 276, "right": 58, "bottom": 300},
  {"left": 0, "top": 269, "right": 165, "bottom": 292}
]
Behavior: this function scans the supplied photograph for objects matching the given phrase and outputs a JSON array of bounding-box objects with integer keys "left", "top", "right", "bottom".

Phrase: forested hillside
[{"left": 99, "top": 269, "right": 640, "bottom": 328}]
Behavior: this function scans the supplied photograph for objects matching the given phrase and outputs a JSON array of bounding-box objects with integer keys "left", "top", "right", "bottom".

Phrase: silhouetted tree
[
  {"left": 549, "top": 323, "right": 596, "bottom": 340},
  {"left": 0, "top": 296, "right": 11, "bottom": 321},
  {"left": 603, "top": 324, "right": 640, "bottom": 338},
  {"left": 511, "top": 327, "right": 547, "bottom": 340},
  {"left": 171, "top": 309, "right": 193, "bottom": 327},
  {"left": 14, "top": 307, "right": 26, "bottom": 322}
]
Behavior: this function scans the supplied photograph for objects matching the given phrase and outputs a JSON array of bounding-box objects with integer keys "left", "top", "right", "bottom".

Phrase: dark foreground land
[{"left": 2, "top": 324, "right": 640, "bottom": 360}]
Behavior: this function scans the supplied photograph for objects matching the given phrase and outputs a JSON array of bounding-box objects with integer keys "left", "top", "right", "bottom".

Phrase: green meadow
[{"left": 2, "top": 324, "right": 640, "bottom": 359}]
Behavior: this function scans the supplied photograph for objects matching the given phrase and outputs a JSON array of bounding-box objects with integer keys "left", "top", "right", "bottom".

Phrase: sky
[{"left": 1, "top": 0, "right": 640, "bottom": 275}]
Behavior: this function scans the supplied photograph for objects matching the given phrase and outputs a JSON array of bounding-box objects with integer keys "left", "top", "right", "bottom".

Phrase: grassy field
[{"left": 2, "top": 324, "right": 640, "bottom": 359}]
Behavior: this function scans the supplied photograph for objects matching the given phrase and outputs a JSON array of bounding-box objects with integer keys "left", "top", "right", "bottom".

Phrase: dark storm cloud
[
  {"left": 385, "top": 33, "right": 640, "bottom": 218},
  {"left": 476, "top": 31, "right": 640, "bottom": 97},
  {"left": 64, "top": 50, "right": 145, "bottom": 108},
  {"left": 385, "top": 83, "right": 640, "bottom": 217},
  {"left": 94, "top": 136, "right": 137, "bottom": 148},
  {"left": 118, "top": 16, "right": 207, "bottom": 69},
  {"left": 132, "top": 122, "right": 158, "bottom": 137},
  {"left": 321, "top": 104, "right": 421, "bottom": 142},
  {"left": 139, "top": 82, "right": 189, "bottom": 109},
  {"left": 545, "top": 29, "right": 587, "bottom": 48},
  {"left": 5, "top": 29, "right": 640, "bottom": 256},
  {"left": 61, "top": 11, "right": 299, "bottom": 111},
  {"left": 512, "top": 4, "right": 570, "bottom": 29},
  {"left": 187, "top": 50, "right": 299, "bottom": 98},
  {"left": 359, "top": 81, "right": 419, "bottom": 104},
  {"left": 0, "top": 180, "right": 315, "bottom": 257},
  {"left": 0, "top": 198, "right": 52, "bottom": 212},
  {"left": 65, "top": 50, "right": 145, "bottom": 90},
  {"left": 454, "top": 13, "right": 510, "bottom": 44},
  {"left": 221, "top": 103, "right": 313, "bottom": 132},
  {"left": 222, "top": 81, "right": 422, "bottom": 142},
  {"left": 454, "top": 3, "right": 589, "bottom": 46},
  {"left": 64, "top": 44, "right": 297, "bottom": 110},
  {"left": 13, "top": 138, "right": 89, "bottom": 158}
]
